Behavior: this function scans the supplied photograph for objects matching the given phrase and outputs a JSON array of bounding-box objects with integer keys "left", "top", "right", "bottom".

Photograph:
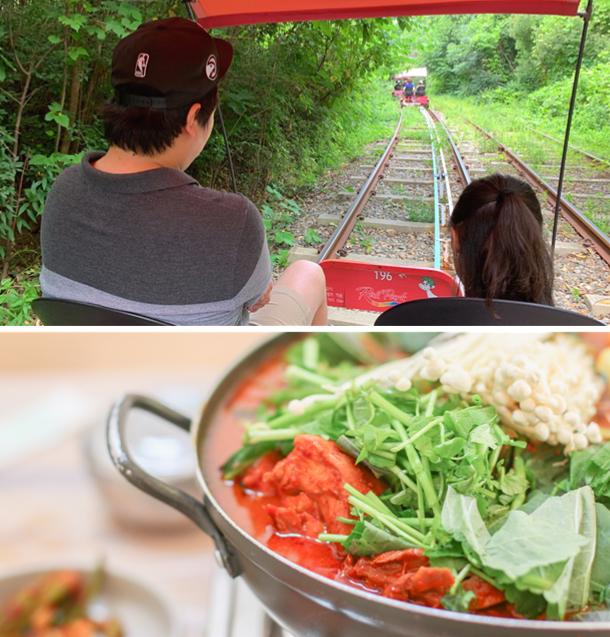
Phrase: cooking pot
[{"left": 107, "top": 333, "right": 607, "bottom": 637}]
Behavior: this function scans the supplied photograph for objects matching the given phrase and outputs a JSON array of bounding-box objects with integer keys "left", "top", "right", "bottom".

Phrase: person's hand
[{"left": 247, "top": 281, "right": 273, "bottom": 313}]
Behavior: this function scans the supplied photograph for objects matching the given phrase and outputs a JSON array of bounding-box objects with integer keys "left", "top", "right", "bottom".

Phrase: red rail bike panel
[
  {"left": 321, "top": 260, "right": 458, "bottom": 312},
  {"left": 193, "top": 1, "right": 580, "bottom": 28}
]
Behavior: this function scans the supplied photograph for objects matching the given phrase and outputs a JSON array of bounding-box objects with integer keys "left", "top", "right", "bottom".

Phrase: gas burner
[{"left": 206, "top": 567, "right": 295, "bottom": 637}]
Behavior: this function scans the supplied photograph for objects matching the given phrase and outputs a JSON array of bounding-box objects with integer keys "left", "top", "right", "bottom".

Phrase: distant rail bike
[{"left": 392, "top": 68, "right": 429, "bottom": 109}]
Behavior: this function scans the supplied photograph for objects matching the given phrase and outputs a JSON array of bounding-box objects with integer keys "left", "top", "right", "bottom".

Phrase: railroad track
[
  {"left": 463, "top": 119, "right": 610, "bottom": 266},
  {"left": 433, "top": 113, "right": 610, "bottom": 319},
  {"left": 285, "top": 105, "right": 609, "bottom": 323},
  {"left": 313, "top": 106, "right": 460, "bottom": 272}
]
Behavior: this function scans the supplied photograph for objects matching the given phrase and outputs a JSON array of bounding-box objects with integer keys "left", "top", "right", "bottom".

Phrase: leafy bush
[
  {"left": 528, "top": 55, "right": 610, "bottom": 129},
  {"left": 0, "top": 270, "right": 40, "bottom": 326}
]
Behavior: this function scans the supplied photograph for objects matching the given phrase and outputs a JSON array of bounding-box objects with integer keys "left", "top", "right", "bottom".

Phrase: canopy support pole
[
  {"left": 550, "top": 0, "right": 593, "bottom": 258},
  {"left": 183, "top": 0, "right": 238, "bottom": 194}
]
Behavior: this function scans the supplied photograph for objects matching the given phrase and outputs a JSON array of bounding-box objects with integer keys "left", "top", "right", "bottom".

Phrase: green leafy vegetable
[
  {"left": 518, "top": 491, "right": 550, "bottom": 515},
  {"left": 342, "top": 520, "right": 415, "bottom": 556},
  {"left": 585, "top": 443, "right": 610, "bottom": 500},
  {"left": 453, "top": 405, "right": 498, "bottom": 438},
  {"left": 499, "top": 472, "right": 529, "bottom": 497},
  {"left": 300, "top": 411, "right": 348, "bottom": 440},
  {"left": 524, "top": 446, "right": 570, "bottom": 494},
  {"left": 441, "top": 487, "right": 490, "bottom": 559},
  {"left": 529, "top": 487, "right": 597, "bottom": 619},
  {"left": 483, "top": 510, "right": 587, "bottom": 581},
  {"left": 572, "top": 609, "right": 610, "bottom": 622},
  {"left": 504, "top": 585, "right": 547, "bottom": 619},
  {"left": 591, "top": 503, "right": 610, "bottom": 599},
  {"left": 221, "top": 441, "right": 277, "bottom": 479},
  {"left": 469, "top": 424, "right": 499, "bottom": 450},
  {"left": 441, "top": 587, "right": 477, "bottom": 613}
]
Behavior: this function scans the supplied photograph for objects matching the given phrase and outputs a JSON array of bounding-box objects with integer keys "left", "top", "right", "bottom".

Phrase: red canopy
[{"left": 192, "top": 0, "right": 581, "bottom": 27}]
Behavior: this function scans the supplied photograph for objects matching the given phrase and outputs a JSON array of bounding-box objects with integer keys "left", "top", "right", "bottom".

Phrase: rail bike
[
  {"left": 179, "top": 0, "right": 593, "bottom": 322},
  {"left": 181, "top": 0, "right": 593, "bottom": 324},
  {"left": 139, "top": 0, "right": 593, "bottom": 322},
  {"left": 393, "top": 68, "right": 430, "bottom": 108}
]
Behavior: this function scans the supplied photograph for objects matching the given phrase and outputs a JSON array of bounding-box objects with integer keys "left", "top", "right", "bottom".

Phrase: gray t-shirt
[{"left": 40, "top": 151, "right": 272, "bottom": 325}]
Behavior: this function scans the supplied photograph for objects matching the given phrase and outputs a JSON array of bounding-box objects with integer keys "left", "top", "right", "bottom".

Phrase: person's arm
[{"left": 246, "top": 279, "right": 273, "bottom": 312}]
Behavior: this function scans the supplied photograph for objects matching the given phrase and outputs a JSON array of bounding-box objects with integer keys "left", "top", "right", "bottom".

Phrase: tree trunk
[
  {"left": 60, "top": 58, "right": 82, "bottom": 154},
  {"left": 12, "top": 63, "right": 33, "bottom": 157},
  {"left": 54, "top": 28, "right": 69, "bottom": 153}
]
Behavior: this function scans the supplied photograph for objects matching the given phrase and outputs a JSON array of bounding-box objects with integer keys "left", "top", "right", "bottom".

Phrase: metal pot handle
[{"left": 106, "top": 393, "right": 242, "bottom": 578}]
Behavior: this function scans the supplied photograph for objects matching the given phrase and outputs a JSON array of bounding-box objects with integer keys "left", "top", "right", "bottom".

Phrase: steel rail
[
  {"left": 422, "top": 109, "right": 441, "bottom": 270},
  {"left": 424, "top": 110, "right": 454, "bottom": 214},
  {"left": 316, "top": 113, "right": 403, "bottom": 262},
  {"left": 434, "top": 124, "right": 454, "bottom": 270},
  {"left": 528, "top": 127, "right": 610, "bottom": 170},
  {"left": 465, "top": 118, "right": 610, "bottom": 267},
  {"left": 430, "top": 111, "right": 471, "bottom": 187},
  {"left": 422, "top": 108, "right": 452, "bottom": 269}
]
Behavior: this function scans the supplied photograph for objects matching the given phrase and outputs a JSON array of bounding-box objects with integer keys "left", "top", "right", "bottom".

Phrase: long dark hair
[{"left": 449, "top": 173, "right": 554, "bottom": 306}]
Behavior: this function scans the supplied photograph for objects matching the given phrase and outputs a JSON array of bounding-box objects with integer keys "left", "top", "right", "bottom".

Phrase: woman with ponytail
[{"left": 449, "top": 173, "right": 554, "bottom": 307}]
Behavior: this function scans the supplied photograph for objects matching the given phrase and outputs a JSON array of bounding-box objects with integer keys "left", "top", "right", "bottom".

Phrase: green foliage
[
  {"left": 591, "top": 503, "right": 610, "bottom": 601},
  {"left": 196, "top": 20, "right": 407, "bottom": 195},
  {"left": 261, "top": 185, "right": 301, "bottom": 265},
  {"left": 418, "top": 15, "right": 517, "bottom": 95},
  {"left": 1, "top": 1, "right": 414, "bottom": 323},
  {"left": 441, "top": 587, "right": 477, "bottom": 613},
  {"left": 418, "top": 2, "right": 610, "bottom": 97},
  {"left": 528, "top": 55, "right": 610, "bottom": 131},
  {"left": 0, "top": 270, "right": 40, "bottom": 326},
  {"left": 0, "top": 140, "right": 80, "bottom": 263},
  {"left": 304, "top": 227, "right": 322, "bottom": 245},
  {"left": 417, "top": 2, "right": 610, "bottom": 163}
]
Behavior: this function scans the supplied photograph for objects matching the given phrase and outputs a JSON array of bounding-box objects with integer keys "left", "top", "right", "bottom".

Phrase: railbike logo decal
[
  {"left": 206, "top": 54, "right": 218, "bottom": 80},
  {"left": 419, "top": 276, "right": 438, "bottom": 299},
  {"left": 135, "top": 53, "right": 149, "bottom": 78},
  {"left": 356, "top": 287, "right": 409, "bottom": 308}
]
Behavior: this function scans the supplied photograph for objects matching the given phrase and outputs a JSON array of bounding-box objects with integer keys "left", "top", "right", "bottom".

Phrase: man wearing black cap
[{"left": 40, "top": 17, "right": 327, "bottom": 326}]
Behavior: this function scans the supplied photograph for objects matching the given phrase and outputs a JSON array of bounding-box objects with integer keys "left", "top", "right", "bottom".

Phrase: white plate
[{"left": 0, "top": 562, "right": 182, "bottom": 637}]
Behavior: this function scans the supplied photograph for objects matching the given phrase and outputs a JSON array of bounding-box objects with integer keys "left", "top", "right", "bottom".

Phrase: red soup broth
[{"left": 202, "top": 354, "right": 289, "bottom": 542}]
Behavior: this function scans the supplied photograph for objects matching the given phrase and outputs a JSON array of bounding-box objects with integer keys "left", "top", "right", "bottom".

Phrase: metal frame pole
[
  {"left": 183, "top": 0, "right": 238, "bottom": 194},
  {"left": 551, "top": 0, "right": 593, "bottom": 257}
]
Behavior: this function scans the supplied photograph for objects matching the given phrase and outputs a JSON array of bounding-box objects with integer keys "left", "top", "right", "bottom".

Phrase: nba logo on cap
[
  {"left": 206, "top": 54, "right": 217, "bottom": 80},
  {"left": 135, "top": 53, "right": 150, "bottom": 78}
]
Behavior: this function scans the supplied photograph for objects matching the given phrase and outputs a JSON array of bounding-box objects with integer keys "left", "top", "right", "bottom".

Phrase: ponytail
[{"left": 450, "top": 174, "right": 554, "bottom": 307}]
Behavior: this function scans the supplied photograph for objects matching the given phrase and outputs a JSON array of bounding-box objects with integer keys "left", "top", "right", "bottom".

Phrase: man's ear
[{"left": 185, "top": 103, "right": 202, "bottom": 136}]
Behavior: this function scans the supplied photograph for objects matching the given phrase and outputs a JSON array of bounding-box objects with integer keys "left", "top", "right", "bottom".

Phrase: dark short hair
[
  {"left": 449, "top": 173, "right": 554, "bottom": 307},
  {"left": 100, "top": 85, "right": 219, "bottom": 156}
]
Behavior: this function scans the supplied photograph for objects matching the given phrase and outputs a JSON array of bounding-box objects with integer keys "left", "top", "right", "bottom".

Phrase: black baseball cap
[{"left": 112, "top": 17, "right": 233, "bottom": 110}]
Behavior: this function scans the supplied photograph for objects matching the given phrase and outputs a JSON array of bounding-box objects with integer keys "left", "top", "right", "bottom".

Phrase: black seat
[
  {"left": 416, "top": 85, "right": 426, "bottom": 96},
  {"left": 32, "top": 297, "right": 173, "bottom": 326},
  {"left": 374, "top": 297, "right": 603, "bottom": 326},
  {"left": 403, "top": 86, "right": 414, "bottom": 96}
]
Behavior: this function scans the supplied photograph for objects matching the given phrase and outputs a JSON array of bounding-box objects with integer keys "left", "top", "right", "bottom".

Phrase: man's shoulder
[
  {"left": 53, "top": 161, "right": 82, "bottom": 186},
  {"left": 49, "top": 152, "right": 101, "bottom": 192},
  {"left": 183, "top": 186, "right": 260, "bottom": 218}
]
